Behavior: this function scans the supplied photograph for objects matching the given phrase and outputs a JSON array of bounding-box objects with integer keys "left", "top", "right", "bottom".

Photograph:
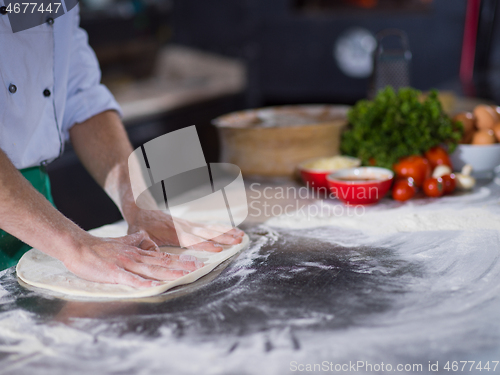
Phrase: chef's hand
[
  {"left": 126, "top": 209, "right": 245, "bottom": 252},
  {"left": 64, "top": 230, "right": 204, "bottom": 288},
  {"left": 69, "top": 111, "right": 244, "bottom": 254}
]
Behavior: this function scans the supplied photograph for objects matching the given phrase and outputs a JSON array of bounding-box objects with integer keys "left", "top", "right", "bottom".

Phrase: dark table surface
[{"left": 1, "top": 178, "right": 500, "bottom": 374}]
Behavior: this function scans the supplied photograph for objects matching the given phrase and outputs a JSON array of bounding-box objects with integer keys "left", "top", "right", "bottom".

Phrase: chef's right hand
[{"left": 63, "top": 230, "right": 204, "bottom": 288}]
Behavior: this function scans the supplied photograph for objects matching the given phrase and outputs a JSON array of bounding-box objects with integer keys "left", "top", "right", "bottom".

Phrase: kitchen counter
[{"left": 1, "top": 177, "right": 500, "bottom": 374}]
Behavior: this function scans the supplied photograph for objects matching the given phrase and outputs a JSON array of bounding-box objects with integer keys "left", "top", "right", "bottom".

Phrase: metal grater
[{"left": 369, "top": 29, "right": 412, "bottom": 98}]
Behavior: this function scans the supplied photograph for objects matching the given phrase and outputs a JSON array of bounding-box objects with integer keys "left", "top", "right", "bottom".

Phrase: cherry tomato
[
  {"left": 441, "top": 174, "right": 456, "bottom": 194},
  {"left": 423, "top": 177, "right": 444, "bottom": 197},
  {"left": 393, "top": 156, "right": 431, "bottom": 187},
  {"left": 424, "top": 146, "right": 452, "bottom": 170},
  {"left": 392, "top": 179, "right": 416, "bottom": 202}
]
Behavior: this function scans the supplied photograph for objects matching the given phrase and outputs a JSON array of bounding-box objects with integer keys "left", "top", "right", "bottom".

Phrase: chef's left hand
[{"left": 126, "top": 209, "right": 244, "bottom": 252}]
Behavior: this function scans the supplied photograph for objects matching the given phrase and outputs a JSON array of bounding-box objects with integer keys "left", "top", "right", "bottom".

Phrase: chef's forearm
[
  {"left": 0, "top": 149, "right": 87, "bottom": 262},
  {"left": 69, "top": 110, "right": 140, "bottom": 223},
  {"left": 69, "top": 111, "right": 245, "bottom": 251}
]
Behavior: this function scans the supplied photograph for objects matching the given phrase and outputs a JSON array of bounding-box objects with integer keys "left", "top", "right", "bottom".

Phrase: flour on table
[
  {"left": 16, "top": 221, "right": 249, "bottom": 299},
  {"left": 267, "top": 203, "right": 500, "bottom": 236}
]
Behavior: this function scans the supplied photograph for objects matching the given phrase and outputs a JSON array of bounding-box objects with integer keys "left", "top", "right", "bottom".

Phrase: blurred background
[{"left": 48, "top": 0, "right": 500, "bottom": 228}]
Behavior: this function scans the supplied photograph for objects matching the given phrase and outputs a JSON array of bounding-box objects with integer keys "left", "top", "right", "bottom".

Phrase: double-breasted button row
[
  {"left": 0, "top": 8, "right": 54, "bottom": 21},
  {"left": 0, "top": 8, "right": 53, "bottom": 20},
  {"left": 0, "top": 8, "right": 55, "bottom": 20},
  {"left": 8, "top": 85, "right": 52, "bottom": 97}
]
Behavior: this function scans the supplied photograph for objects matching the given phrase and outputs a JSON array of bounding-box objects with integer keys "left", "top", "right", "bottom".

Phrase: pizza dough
[{"left": 16, "top": 221, "right": 249, "bottom": 299}]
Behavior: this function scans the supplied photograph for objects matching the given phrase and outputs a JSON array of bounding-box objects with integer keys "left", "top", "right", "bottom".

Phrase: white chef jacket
[{"left": 0, "top": 4, "right": 122, "bottom": 170}]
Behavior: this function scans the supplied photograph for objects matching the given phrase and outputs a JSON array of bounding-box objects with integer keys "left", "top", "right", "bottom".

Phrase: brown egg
[
  {"left": 460, "top": 132, "right": 474, "bottom": 144},
  {"left": 474, "top": 105, "right": 499, "bottom": 129},
  {"left": 493, "top": 123, "right": 500, "bottom": 142},
  {"left": 472, "top": 129, "right": 496, "bottom": 145},
  {"left": 490, "top": 105, "right": 500, "bottom": 117},
  {"left": 453, "top": 112, "right": 475, "bottom": 143}
]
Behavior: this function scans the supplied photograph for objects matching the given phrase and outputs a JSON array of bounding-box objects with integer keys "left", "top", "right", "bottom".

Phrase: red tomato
[
  {"left": 441, "top": 174, "right": 456, "bottom": 194},
  {"left": 393, "top": 156, "right": 431, "bottom": 187},
  {"left": 424, "top": 146, "right": 452, "bottom": 169},
  {"left": 392, "top": 179, "right": 416, "bottom": 202},
  {"left": 423, "top": 177, "right": 444, "bottom": 197}
]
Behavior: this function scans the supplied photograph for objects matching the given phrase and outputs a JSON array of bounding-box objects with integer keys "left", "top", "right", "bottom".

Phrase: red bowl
[
  {"left": 326, "top": 167, "right": 394, "bottom": 205},
  {"left": 298, "top": 156, "right": 361, "bottom": 191}
]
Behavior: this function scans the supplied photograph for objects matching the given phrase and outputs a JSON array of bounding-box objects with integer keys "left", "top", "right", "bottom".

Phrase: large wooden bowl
[{"left": 212, "top": 105, "right": 349, "bottom": 177}]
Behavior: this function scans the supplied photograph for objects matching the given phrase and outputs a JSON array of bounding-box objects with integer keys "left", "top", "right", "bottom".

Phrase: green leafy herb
[{"left": 341, "top": 87, "right": 463, "bottom": 169}]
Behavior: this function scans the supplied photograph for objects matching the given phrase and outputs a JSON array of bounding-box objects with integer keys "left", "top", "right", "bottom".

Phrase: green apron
[{"left": 0, "top": 165, "right": 55, "bottom": 270}]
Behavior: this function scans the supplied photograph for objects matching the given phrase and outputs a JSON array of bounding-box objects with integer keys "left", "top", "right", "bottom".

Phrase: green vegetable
[{"left": 341, "top": 87, "right": 463, "bottom": 170}]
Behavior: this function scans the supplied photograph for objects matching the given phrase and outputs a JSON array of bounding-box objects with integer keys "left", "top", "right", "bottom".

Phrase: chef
[{"left": 0, "top": 3, "right": 243, "bottom": 286}]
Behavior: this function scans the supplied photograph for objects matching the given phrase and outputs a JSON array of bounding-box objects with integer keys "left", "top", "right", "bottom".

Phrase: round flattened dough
[{"left": 16, "top": 222, "right": 249, "bottom": 299}]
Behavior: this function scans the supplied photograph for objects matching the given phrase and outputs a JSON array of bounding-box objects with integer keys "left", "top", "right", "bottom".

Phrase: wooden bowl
[{"left": 212, "top": 105, "right": 349, "bottom": 177}]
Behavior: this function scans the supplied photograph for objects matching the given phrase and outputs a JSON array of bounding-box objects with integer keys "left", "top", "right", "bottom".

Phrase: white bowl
[{"left": 450, "top": 144, "right": 500, "bottom": 172}]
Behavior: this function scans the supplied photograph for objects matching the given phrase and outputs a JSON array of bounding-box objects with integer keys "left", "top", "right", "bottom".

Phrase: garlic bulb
[
  {"left": 432, "top": 165, "right": 452, "bottom": 178},
  {"left": 455, "top": 164, "right": 476, "bottom": 190}
]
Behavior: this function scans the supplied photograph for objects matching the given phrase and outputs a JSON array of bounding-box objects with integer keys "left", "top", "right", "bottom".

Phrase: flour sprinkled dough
[{"left": 16, "top": 221, "right": 249, "bottom": 299}]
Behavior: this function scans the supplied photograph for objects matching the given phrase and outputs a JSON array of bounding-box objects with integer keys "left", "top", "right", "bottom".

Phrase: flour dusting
[
  {"left": 2, "top": 182, "right": 500, "bottom": 374},
  {"left": 267, "top": 204, "right": 500, "bottom": 236}
]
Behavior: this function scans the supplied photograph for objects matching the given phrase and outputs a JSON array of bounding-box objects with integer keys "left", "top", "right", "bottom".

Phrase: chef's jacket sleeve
[{"left": 61, "top": 7, "right": 122, "bottom": 141}]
